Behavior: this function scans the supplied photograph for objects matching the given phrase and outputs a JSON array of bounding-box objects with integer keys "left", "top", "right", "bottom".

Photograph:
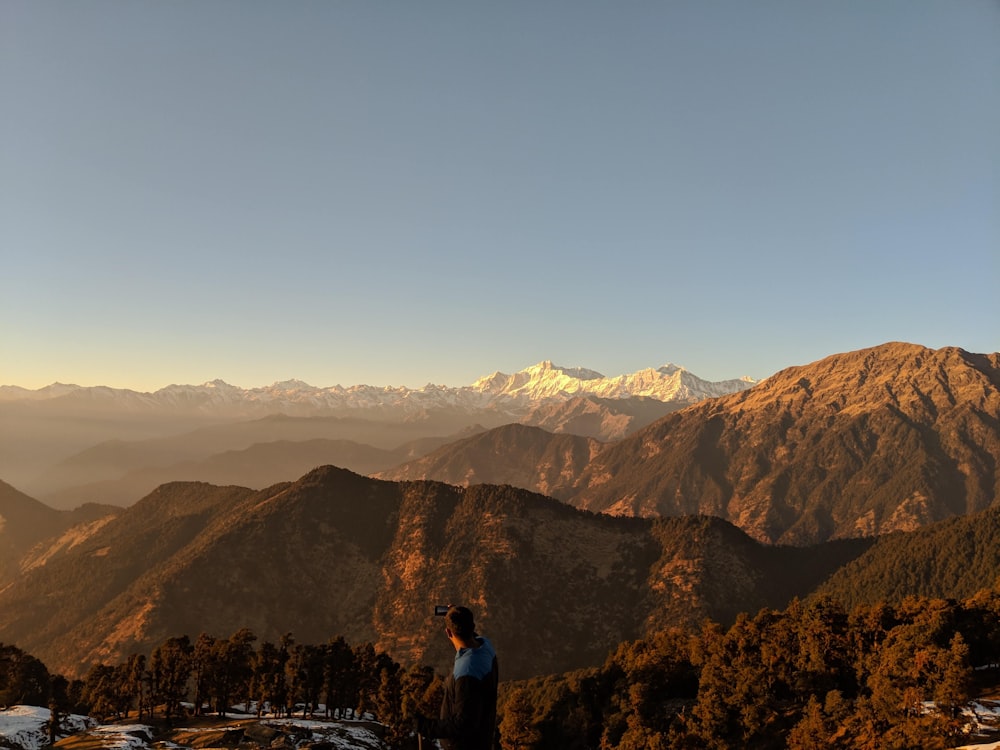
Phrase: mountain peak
[
  {"left": 269, "top": 379, "right": 315, "bottom": 391},
  {"left": 201, "top": 379, "right": 236, "bottom": 389},
  {"left": 525, "top": 361, "right": 605, "bottom": 380},
  {"left": 657, "top": 363, "right": 685, "bottom": 374},
  {"left": 469, "top": 360, "right": 756, "bottom": 403},
  {"left": 741, "top": 342, "right": 992, "bottom": 415}
]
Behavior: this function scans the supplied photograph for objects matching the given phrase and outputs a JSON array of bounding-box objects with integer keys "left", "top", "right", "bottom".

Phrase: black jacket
[{"left": 429, "top": 636, "right": 498, "bottom": 750}]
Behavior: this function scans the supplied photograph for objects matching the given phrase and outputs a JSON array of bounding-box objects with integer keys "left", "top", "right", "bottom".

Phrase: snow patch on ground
[
  {"left": 0, "top": 706, "right": 388, "bottom": 750},
  {"left": 87, "top": 724, "right": 155, "bottom": 750},
  {"left": 0, "top": 706, "right": 95, "bottom": 750},
  {"left": 957, "top": 699, "right": 1000, "bottom": 748}
]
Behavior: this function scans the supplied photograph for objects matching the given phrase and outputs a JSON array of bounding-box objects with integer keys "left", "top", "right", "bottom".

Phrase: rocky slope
[{"left": 568, "top": 343, "right": 1000, "bottom": 544}]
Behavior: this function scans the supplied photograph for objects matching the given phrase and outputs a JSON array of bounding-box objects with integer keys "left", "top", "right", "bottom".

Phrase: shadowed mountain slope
[
  {"left": 812, "top": 503, "right": 1000, "bottom": 611},
  {"left": 0, "top": 468, "right": 868, "bottom": 681},
  {"left": 0, "top": 480, "right": 118, "bottom": 584},
  {"left": 375, "top": 423, "right": 604, "bottom": 497}
]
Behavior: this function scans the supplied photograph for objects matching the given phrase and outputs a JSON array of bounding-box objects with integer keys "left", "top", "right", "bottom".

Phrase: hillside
[
  {"left": 519, "top": 394, "right": 684, "bottom": 440},
  {"left": 374, "top": 423, "right": 604, "bottom": 497},
  {"left": 812, "top": 503, "right": 1000, "bottom": 610},
  {"left": 566, "top": 343, "right": 1000, "bottom": 544},
  {"left": 0, "top": 480, "right": 118, "bottom": 584},
  {"left": 0, "top": 482, "right": 258, "bottom": 664},
  {"left": 361, "top": 344, "right": 1000, "bottom": 547},
  {"left": 0, "top": 469, "right": 867, "bottom": 681}
]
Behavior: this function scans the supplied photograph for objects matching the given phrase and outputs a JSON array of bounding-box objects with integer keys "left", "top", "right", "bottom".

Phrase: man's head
[{"left": 444, "top": 605, "right": 477, "bottom": 642}]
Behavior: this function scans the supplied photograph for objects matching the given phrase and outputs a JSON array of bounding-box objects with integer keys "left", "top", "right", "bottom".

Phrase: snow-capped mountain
[
  {"left": 472, "top": 360, "right": 755, "bottom": 402},
  {"left": 0, "top": 361, "right": 758, "bottom": 418}
]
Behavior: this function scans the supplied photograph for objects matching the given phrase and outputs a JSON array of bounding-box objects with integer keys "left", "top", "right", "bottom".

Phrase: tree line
[
  {"left": 6, "top": 587, "right": 1000, "bottom": 748},
  {"left": 1, "top": 630, "right": 442, "bottom": 749},
  {"left": 497, "top": 587, "right": 1000, "bottom": 749}
]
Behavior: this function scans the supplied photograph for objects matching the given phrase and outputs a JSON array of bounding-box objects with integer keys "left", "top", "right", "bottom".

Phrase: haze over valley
[{"left": 0, "top": 359, "right": 755, "bottom": 507}]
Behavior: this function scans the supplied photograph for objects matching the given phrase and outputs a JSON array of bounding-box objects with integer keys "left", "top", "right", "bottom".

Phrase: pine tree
[
  {"left": 121, "top": 654, "right": 148, "bottom": 720},
  {"left": 0, "top": 643, "right": 50, "bottom": 707},
  {"left": 250, "top": 641, "right": 283, "bottom": 717},
  {"left": 500, "top": 687, "right": 541, "bottom": 750},
  {"left": 191, "top": 633, "right": 217, "bottom": 716},
  {"left": 47, "top": 675, "right": 69, "bottom": 743},
  {"left": 214, "top": 628, "right": 257, "bottom": 714},
  {"left": 82, "top": 664, "right": 118, "bottom": 721},
  {"left": 150, "top": 635, "right": 193, "bottom": 725},
  {"left": 785, "top": 695, "right": 828, "bottom": 749},
  {"left": 323, "top": 636, "right": 356, "bottom": 719}
]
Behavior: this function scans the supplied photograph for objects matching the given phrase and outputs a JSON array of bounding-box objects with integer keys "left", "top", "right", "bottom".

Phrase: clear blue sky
[{"left": 2, "top": 1, "right": 998, "bottom": 391}]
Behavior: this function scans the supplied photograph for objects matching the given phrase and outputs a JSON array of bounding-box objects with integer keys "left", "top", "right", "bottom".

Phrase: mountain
[
  {"left": 375, "top": 423, "right": 603, "bottom": 498},
  {"left": 811, "top": 502, "right": 1000, "bottom": 610},
  {"left": 0, "top": 480, "right": 118, "bottom": 584},
  {"left": 41, "top": 435, "right": 475, "bottom": 509},
  {"left": 519, "top": 394, "right": 685, "bottom": 440},
  {"left": 0, "top": 468, "right": 866, "bottom": 681},
  {"left": 27, "top": 417, "right": 489, "bottom": 506},
  {"left": 470, "top": 360, "right": 756, "bottom": 404},
  {"left": 3, "top": 362, "right": 755, "bottom": 502},
  {"left": 1, "top": 362, "right": 757, "bottom": 419},
  {"left": 35, "top": 399, "right": 674, "bottom": 507},
  {"left": 371, "top": 344, "right": 1000, "bottom": 546},
  {"left": 567, "top": 343, "right": 1000, "bottom": 544}
]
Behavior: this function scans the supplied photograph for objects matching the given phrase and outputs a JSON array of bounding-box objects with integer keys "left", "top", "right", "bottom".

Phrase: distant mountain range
[
  {"left": 0, "top": 360, "right": 757, "bottom": 417},
  {"left": 0, "top": 361, "right": 756, "bottom": 504}
]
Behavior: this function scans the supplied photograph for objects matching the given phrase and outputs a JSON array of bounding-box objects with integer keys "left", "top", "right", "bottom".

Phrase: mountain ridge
[
  {"left": 0, "top": 469, "right": 868, "bottom": 682},
  {"left": 0, "top": 480, "right": 119, "bottom": 584},
  {"left": 373, "top": 343, "right": 1000, "bottom": 546},
  {"left": 0, "top": 360, "right": 758, "bottom": 417},
  {"left": 374, "top": 423, "right": 603, "bottom": 496},
  {"left": 566, "top": 343, "right": 1000, "bottom": 544},
  {"left": 3, "top": 359, "right": 756, "bottom": 504}
]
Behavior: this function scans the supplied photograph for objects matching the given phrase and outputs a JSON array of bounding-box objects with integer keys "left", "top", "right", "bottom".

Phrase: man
[{"left": 417, "top": 605, "right": 499, "bottom": 750}]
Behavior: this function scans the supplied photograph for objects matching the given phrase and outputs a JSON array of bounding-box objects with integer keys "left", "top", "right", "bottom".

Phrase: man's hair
[{"left": 445, "top": 606, "right": 477, "bottom": 640}]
